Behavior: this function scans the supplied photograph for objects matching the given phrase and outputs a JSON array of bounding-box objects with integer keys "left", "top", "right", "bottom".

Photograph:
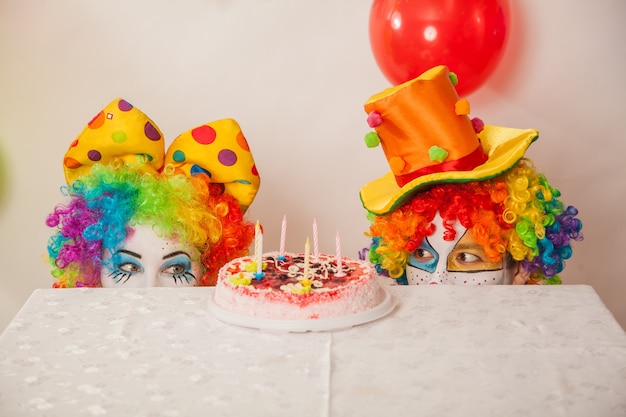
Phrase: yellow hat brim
[{"left": 359, "top": 125, "right": 539, "bottom": 216}]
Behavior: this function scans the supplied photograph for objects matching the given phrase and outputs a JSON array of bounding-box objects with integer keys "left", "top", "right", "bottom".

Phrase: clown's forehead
[{"left": 429, "top": 213, "right": 466, "bottom": 245}]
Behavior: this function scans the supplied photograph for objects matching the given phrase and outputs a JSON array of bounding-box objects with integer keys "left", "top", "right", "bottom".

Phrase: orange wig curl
[{"left": 367, "top": 159, "right": 583, "bottom": 284}]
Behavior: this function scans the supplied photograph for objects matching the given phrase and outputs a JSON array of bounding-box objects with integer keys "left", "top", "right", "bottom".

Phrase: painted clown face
[
  {"left": 100, "top": 224, "right": 202, "bottom": 287},
  {"left": 406, "top": 214, "right": 514, "bottom": 285}
]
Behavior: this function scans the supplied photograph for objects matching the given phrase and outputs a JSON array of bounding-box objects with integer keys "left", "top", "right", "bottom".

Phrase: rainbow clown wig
[
  {"left": 359, "top": 66, "right": 582, "bottom": 285},
  {"left": 46, "top": 98, "right": 260, "bottom": 287},
  {"left": 366, "top": 159, "right": 583, "bottom": 284}
]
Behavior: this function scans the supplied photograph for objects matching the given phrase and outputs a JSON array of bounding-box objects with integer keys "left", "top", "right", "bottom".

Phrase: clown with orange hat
[
  {"left": 361, "top": 66, "right": 582, "bottom": 285},
  {"left": 47, "top": 98, "right": 260, "bottom": 287}
]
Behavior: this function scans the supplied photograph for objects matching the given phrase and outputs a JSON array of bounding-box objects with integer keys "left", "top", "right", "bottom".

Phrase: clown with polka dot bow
[{"left": 46, "top": 98, "right": 260, "bottom": 288}]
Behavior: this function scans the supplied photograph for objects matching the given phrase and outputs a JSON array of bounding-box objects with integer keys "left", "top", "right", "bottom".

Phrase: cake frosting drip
[{"left": 214, "top": 252, "right": 382, "bottom": 320}]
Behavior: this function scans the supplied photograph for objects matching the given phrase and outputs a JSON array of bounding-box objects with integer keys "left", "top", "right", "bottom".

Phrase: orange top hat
[{"left": 360, "top": 65, "right": 538, "bottom": 216}]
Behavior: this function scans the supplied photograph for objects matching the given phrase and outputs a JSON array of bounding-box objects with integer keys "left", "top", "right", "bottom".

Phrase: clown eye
[
  {"left": 162, "top": 264, "right": 186, "bottom": 275},
  {"left": 161, "top": 255, "right": 197, "bottom": 285},
  {"left": 119, "top": 262, "right": 142, "bottom": 273},
  {"left": 413, "top": 248, "right": 435, "bottom": 262},
  {"left": 162, "top": 263, "right": 196, "bottom": 285},
  {"left": 455, "top": 252, "right": 482, "bottom": 264}
]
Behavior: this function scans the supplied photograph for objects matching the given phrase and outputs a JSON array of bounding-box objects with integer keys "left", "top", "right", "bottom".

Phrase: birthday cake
[{"left": 212, "top": 252, "right": 383, "bottom": 321}]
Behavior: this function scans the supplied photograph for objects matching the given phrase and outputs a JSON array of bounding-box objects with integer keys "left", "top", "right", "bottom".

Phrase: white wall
[{"left": 1, "top": 0, "right": 624, "bottom": 330}]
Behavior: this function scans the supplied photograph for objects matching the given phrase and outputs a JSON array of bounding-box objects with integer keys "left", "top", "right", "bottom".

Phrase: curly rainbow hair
[
  {"left": 46, "top": 163, "right": 254, "bottom": 287},
  {"left": 367, "top": 159, "right": 583, "bottom": 284}
]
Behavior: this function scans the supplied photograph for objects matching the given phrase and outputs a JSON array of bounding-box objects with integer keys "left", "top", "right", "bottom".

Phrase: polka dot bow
[{"left": 63, "top": 98, "right": 260, "bottom": 212}]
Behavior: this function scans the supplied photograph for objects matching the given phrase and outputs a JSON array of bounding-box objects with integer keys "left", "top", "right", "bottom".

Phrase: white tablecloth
[{"left": 1, "top": 285, "right": 625, "bottom": 417}]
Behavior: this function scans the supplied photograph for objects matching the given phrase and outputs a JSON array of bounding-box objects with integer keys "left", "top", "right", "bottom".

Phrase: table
[{"left": 1, "top": 285, "right": 625, "bottom": 417}]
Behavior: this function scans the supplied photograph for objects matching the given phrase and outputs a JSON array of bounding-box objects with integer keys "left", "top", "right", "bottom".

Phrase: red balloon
[{"left": 369, "top": 0, "right": 510, "bottom": 96}]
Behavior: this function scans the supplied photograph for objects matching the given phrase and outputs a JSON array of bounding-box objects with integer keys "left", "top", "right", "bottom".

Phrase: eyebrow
[
  {"left": 117, "top": 249, "right": 142, "bottom": 259},
  {"left": 162, "top": 251, "right": 191, "bottom": 260}
]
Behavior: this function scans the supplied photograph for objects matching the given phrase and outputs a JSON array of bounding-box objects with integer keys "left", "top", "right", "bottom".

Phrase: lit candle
[
  {"left": 303, "top": 237, "right": 310, "bottom": 280},
  {"left": 279, "top": 215, "right": 287, "bottom": 258},
  {"left": 335, "top": 231, "right": 346, "bottom": 277},
  {"left": 254, "top": 221, "right": 263, "bottom": 277},
  {"left": 312, "top": 218, "right": 320, "bottom": 261}
]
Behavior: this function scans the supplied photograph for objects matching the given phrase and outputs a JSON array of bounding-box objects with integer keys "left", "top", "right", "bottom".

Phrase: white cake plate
[{"left": 207, "top": 287, "right": 397, "bottom": 333}]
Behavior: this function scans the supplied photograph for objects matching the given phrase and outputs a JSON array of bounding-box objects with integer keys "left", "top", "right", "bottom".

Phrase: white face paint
[
  {"left": 406, "top": 214, "right": 514, "bottom": 285},
  {"left": 100, "top": 224, "right": 202, "bottom": 287}
]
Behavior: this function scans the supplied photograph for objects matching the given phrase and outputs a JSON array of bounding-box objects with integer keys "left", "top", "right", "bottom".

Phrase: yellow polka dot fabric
[
  {"left": 62, "top": 98, "right": 260, "bottom": 212},
  {"left": 165, "top": 119, "right": 260, "bottom": 212},
  {"left": 63, "top": 98, "right": 165, "bottom": 185}
]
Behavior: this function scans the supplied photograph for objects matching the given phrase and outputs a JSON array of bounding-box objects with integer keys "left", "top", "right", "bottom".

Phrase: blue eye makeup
[
  {"left": 408, "top": 239, "right": 439, "bottom": 273},
  {"left": 107, "top": 250, "right": 144, "bottom": 284},
  {"left": 103, "top": 247, "right": 197, "bottom": 287},
  {"left": 161, "top": 253, "right": 197, "bottom": 285}
]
